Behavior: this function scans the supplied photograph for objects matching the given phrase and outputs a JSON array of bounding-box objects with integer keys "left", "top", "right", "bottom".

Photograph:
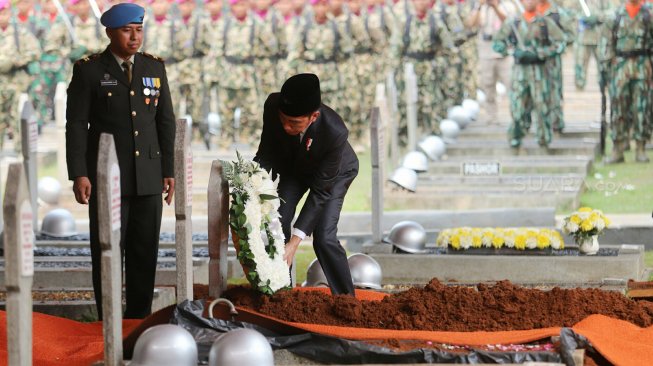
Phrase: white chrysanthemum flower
[
  {"left": 565, "top": 221, "right": 579, "bottom": 234},
  {"left": 461, "top": 235, "right": 472, "bottom": 249},
  {"left": 593, "top": 218, "right": 605, "bottom": 231},
  {"left": 526, "top": 236, "right": 537, "bottom": 249},
  {"left": 551, "top": 237, "right": 562, "bottom": 249}
]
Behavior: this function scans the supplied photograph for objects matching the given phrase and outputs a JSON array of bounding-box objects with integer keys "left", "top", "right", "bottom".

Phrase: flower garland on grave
[
  {"left": 436, "top": 228, "right": 564, "bottom": 250},
  {"left": 223, "top": 153, "right": 290, "bottom": 294}
]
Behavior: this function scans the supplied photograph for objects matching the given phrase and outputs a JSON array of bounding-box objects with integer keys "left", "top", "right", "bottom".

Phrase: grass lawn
[{"left": 578, "top": 141, "right": 653, "bottom": 214}]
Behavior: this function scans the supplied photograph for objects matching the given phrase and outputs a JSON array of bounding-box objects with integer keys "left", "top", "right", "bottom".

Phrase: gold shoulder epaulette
[
  {"left": 75, "top": 53, "right": 101, "bottom": 65},
  {"left": 140, "top": 52, "right": 165, "bottom": 63}
]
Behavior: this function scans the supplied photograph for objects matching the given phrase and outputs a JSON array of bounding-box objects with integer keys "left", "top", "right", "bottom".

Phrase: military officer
[
  {"left": 66, "top": 3, "right": 176, "bottom": 319},
  {"left": 492, "top": 0, "right": 566, "bottom": 147}
]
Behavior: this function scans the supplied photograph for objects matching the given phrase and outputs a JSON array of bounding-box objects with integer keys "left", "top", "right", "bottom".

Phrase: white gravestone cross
[
  {"left": 97, "top": 133, "right": 123, "bottom": 366},
  {"left": 208, "top": 160, "right": 229, "bottom": 298},
  {"left": 3, "top": 162, "right": 34, "bottom": 366},
  {"left": 174, "top": 119, "right": 193, "bottom": 303}
]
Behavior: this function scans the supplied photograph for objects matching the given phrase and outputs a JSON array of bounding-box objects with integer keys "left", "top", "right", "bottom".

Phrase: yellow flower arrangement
[
  {"left": 562, "top": 207, "right": 609, "bottom": 244},
  {"left": 436, "top": 227, "right": 564, "bottom": 250}
]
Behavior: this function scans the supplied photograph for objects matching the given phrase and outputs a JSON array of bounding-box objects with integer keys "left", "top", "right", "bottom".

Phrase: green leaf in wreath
[
  {"left": 237, "top": 214, "right": 247, "bottom": 227},
  {"left": 259, "top": 194, "right": 278, "bottom": 201},
  {"left": 246, "top": 223, "right": 253, "bottom": 234}
]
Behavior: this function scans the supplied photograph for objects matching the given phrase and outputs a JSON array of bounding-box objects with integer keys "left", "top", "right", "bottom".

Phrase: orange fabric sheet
[
  {"left": 0, "top": 311, "right": 142, "bottom": 366},
  {"left": 0, "top": 288, "right": 652, "bottom": 365}
]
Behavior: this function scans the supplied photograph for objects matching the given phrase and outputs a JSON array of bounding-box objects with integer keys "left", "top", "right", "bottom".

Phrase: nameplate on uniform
[
  {"left": 461, "top": 162, "right": 501, "bottom": 176},
  {"left": 101, "top": 79, "right": 118, "bottom": 86}
]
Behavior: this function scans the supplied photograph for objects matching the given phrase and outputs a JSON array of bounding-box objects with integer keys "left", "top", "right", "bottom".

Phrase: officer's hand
[
  {"left": 283, "top": 235, "right": 302, "bottom": 267},
  {"left": 163, "top": 177, "right": 175, "bottom": 205},
  {"left": 73, "top": 176, "right": 92, "bottom": 205}
]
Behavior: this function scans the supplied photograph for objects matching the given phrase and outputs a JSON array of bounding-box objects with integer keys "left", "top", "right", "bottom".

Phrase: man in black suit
[
  {"left": 255, "top": 73, "right": 359, "bottom": 295},
  {"left": 65, "top": 3, "right": 176, "bottom": 319}
]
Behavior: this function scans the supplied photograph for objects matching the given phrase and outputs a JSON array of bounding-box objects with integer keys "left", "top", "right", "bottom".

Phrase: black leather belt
[
  {"left": 225, "top": 55, "right": 254, "bottom": 64},
  {"left": 616, "top": 50, "right": 650, "bottom": 58},
  {"left": 404, "top": 52, "right": 435, "bottom": 60}
]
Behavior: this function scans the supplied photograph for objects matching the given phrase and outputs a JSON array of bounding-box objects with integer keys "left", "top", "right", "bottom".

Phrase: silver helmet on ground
[
  {"left": 208, "top": 328, "right": 274, "bottom": 366},
  {"left": 130, "top": 324, "right": 198, "bottom": 366},
  {"left": 347, "top": 253, "right": 382, "bottom": 289},
  {"left": 386, "top": 221, "right": 428, "bottom": 253}
]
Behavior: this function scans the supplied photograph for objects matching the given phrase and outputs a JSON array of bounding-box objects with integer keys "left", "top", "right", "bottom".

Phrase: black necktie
[{"left": 122, "top": 60, "right": 132, "bottom": 84}]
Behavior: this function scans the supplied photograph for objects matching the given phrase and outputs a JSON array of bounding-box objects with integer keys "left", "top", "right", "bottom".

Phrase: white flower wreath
[{"left": 224, "top": 153, "right": 290, "bottom": 294}]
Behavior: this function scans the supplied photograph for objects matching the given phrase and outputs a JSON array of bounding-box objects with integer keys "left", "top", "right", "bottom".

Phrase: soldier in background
[
  {"left": 143, "top": 0, "right": 191, "bottom": 115},
  {"left": 175, "top": 0, "right": 205, "bottom": 128},
  {"left": 600, "top": 0, "right": 652, "bottom": 163},
  {"left": 253, "top": 0, "right": 286, "bottom": 97},
  {"left": 492, "top": 0, "right": 566, "bottom": 148},
  {"left": 288, "top": 0, "right": 351, "bottom": 117},
  {"left": 437, "top": 0, "right": 466, "bottom": 107},
  {"left": 467, "top": 0, "right": 516, "bottom": 124},
  {"left": 330, "top": 0, "right": 358, "bottom": 135},
  {"left": 537, "top": 0, "right": 575, "bottom": 134},
  {"left": 0, "top": 0, "right": 40, "bottom": 151},
  {"left": 364, "top": 0, "right": 395, "bottom": 83},
  {"left": 460, "top": 0, "right": 479, "bottom": 99},
  {"left": 572, "top": 0, "right": 616, "bottom": 91},
  {"left": 45, "top": 0, "right": 105, "bottom": 76},
  {"left": 218, "top": 0, "right": 276, "bottom": 145},
  {"left": 390, "top": 0, "right": 454, "bottom": 138}
]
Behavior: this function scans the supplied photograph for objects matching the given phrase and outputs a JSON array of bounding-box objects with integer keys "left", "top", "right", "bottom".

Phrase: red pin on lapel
[{"left": 306, "top": 137, "right": 313, "bottom": 151}]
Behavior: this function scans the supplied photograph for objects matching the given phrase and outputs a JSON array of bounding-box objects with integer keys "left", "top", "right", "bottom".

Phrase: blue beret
[{"left": 100, "top": 3, "right": 145, "bottom": 28}]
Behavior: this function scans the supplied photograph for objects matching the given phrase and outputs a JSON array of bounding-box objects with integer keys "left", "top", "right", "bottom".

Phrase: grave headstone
[
  {"left": 370, "top": 107, "right": 383, "bottom": 245},
  {"left": 174, "top": 119, "right": 193, "bottom": 303},
  {"left": 404, "top": 63, "right": 418, "bottom": 151},
  {"left": 54, "top": 82, "right": 68, "bottom": 184},
  {"left": 20, "top": 99, "right": 38, "bottom": 230},
  {"left": 208, "top": 160, "right": 229, "bottom": 298},
  {"left": 96, "top": 133, "right": 123, "bottom": 366},
  {"left": 3, "top": 162, "right": 33, "bottom": 366}
]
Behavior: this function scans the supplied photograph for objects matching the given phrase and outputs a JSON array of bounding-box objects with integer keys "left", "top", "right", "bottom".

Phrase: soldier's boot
[
  {"left": 635, "top": 141, "right": 649, "bottom": 163},
  {"left": 604, "top": 140, "right": 625, "bottom": 164}
]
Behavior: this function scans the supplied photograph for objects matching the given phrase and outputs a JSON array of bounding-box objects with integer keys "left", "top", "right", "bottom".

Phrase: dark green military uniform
[{"left": 66, "top": 48, "right": 175, "bottom": 319}]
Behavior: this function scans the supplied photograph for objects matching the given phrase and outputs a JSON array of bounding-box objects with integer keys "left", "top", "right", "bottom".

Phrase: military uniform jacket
[
  {"left": 66, "top": 48, "right": 175, "bottom": 196},
  {"left": 254, "top": 93, "right": 359, "bottom": 236}
]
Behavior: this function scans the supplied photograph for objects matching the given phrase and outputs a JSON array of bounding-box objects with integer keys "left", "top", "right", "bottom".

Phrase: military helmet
[
  {"left": 388, "top": 167, "right": 417, "bottom": 192},
  {"left": 302, "top": 258, "right": 329, "bottom": 287},
  {"left": 37, "top": 176, "right": 62, "bottom": 205},
  {"left": 462, "top": 99, "right": 480, "bottom": 121},
  {"left": 387, "top": 221, "right": 427, "bottom": 253},
  {"left": 476, "top": 89, "right": 487, "bottom": 104},
  {"left": 130, "top": 325, "right": 198, "bottom": 366},
  {"left": 208, "top": 328, "right": 274, "bottom": 366},
  {"left": 347, "top": 253, "right": 382, "bottom": 289},
  {"left": 447, "top": 106, "right": 472, "bottom": 129},
  {"left": 439, "top": 119, "right": 460, "bottom": 141},
  {"left": 418, "top": 135, "right": 446, "bottom": 160},
  {"left": 40, "top": 208, "right": 77, "bottom": 237},
  {"left": 401, "top": 151, "right": 428, "bottom": 172}
]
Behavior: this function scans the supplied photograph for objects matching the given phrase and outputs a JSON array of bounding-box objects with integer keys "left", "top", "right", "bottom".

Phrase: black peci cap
[{"left": 279, "top": 73, "right": 321, "bottom": 117}]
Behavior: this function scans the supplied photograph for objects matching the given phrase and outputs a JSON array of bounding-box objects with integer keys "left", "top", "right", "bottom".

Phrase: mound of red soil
[{"left": 220, "top": 279, "right": 653, "bottom": 332}]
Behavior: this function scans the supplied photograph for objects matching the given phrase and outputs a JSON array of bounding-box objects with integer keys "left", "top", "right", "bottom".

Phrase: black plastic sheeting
[{"left": 170, "top": 300, "right": 590, "bottom": 365}]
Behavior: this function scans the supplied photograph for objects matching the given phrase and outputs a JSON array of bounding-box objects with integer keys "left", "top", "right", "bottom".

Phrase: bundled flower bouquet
[
  {"left": 436, "top": 227, "right": 564, "bottom": 251},
  {"left": 561, "top": 207, "right": 610, "bottom": 244},
  {"left": 223, "top": 153, "right": 290, "bottom": 294}
]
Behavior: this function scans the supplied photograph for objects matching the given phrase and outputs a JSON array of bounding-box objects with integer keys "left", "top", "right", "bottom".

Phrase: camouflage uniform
[
  {"left": 44, "top": 13, "right": 106, "bottom": 76},
  {"left": 217, "top": 14, "right": 276, "bottom": 143},
  {"left": 600, "top": 3, "right": 653, "bottom": 162},
  {"left": 334, "top": 10, "right": 371, "bottom": 140},
  {"left": 538, "top": 2, "right": 575, "bottom": 133},
  {"left": 390, "top": 6, "right": 454, "bottom": 138},
  {"left": 458, "top": 1, "right": 479, "bottom": 99},
  {"left": 198, "top": 12, "right": 223, "bottom": 116},
  {"left": 254, "top": 9, "right": 287, "bottom": 98},
  {"left": 142, "top": 15, "right": 191, "bottom": 117},
  {"left": 287, "top": 14, "right": 352, "bottom": 116},
  {"left": 571, "top": 0, "right": 617, "bottom": 90},
  {"left": 0, "top": 18, "right": 40, "bottom": 151},
  {"left": 176, "top": 12, "right": 205, "bottom": 125},
  {"left": 437, "top": 2, "right": 466, "bottom": 107},
  {"left": 492, "top": 14, "right": 567, "bottom": 147},
  {"left": 365, "top": 4, "right": 396, "bottom": 83}
]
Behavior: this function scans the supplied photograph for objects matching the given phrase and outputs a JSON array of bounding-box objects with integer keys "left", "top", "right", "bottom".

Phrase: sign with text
[
  {"left": 186, "top": 152, "right": 193, "bottom": 206},
  {"left": 110, "top": 163, "right": 121, "bottom": 231},
  {"left": 19, "top": 200, "right": 34, "bottom": 277},
  {"left": 462, "top": 162, "right": 501, "bottom": 176}
]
